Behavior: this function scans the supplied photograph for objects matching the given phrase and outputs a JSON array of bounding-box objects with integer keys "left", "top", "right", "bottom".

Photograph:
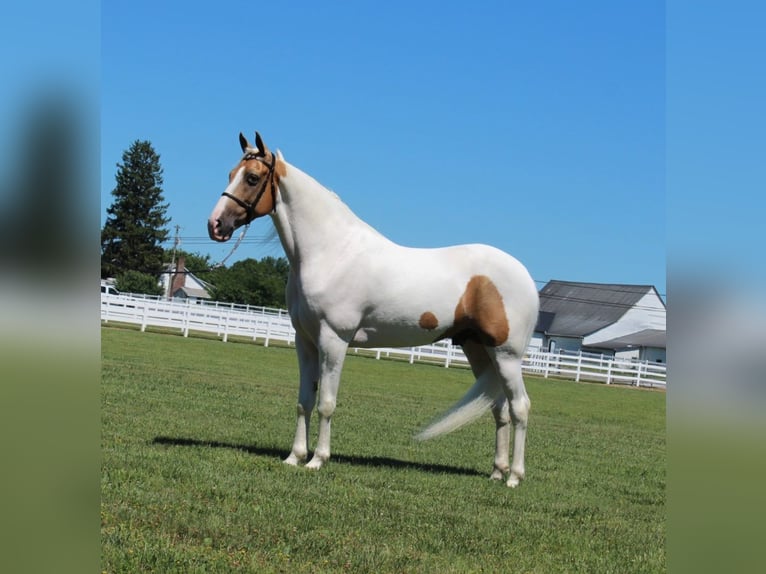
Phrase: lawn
[{"left": 101, "top": 325, "right": 665, "bottom": 573}]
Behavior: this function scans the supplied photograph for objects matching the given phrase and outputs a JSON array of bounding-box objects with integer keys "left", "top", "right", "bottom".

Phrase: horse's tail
[{"left": 415, "top": 369, "right": 502, "bottom": 441}]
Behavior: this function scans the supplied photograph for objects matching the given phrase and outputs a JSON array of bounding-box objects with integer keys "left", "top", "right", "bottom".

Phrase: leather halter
[{"left": 220, "top": 152, "right": 278, "bottom": 224}]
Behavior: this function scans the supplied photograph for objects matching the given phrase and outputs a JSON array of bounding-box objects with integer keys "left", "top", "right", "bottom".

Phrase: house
[
  {"left": 532, "top": 280, "right": 666, "bottom": 362},
  {"left": 160, "top": 256, "right": 213, "bottom": 302}
]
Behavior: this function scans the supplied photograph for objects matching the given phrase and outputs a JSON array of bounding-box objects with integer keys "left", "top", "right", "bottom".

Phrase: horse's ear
[
  {"left": 239, "top": 132, "right": 249, "bottom": 152},
  {"left": 255, "top": 131, "right": 268, "bottom": 156}
]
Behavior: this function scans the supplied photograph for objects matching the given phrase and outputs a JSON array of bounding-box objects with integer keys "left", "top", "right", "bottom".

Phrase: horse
[{"left": 208, "top": 132, "right": 539, "bottom": 487}]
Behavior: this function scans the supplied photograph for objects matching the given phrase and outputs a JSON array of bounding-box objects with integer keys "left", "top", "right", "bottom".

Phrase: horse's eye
[{"left": 246, "top": 173, "right": 260, "bottom": 186}]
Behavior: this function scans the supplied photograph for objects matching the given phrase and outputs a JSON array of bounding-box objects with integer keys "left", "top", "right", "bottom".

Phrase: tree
[
  {"left": 101, "top": 140, "right": 170, "bottom": 281},
  {"left": 115, "top": 269, "right": 164, "bottom": 296},
  {"left": 207, "top": 256, "right": 290, "bottom": 307}
]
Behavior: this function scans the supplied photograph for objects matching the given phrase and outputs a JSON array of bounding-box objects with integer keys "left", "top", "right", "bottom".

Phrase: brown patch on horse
[
  {"left": 227, "top": 152, "right": 282, "bottom": 216},
  {"left": 443, "top": 275, "right": 509, "bottom": 347},
  {"left": 419, "top": 311, "right": 439, "bottom": 330},
  {"left": 275, "top": 156, "right": 287, "bottom": 178},
  {"left": 249, "top": 155, "right": 277, "bottom": 216}
]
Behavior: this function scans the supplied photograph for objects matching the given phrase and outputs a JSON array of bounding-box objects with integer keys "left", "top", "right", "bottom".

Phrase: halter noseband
[{"left": 220, "top": 152, "right": 278, "bottom": 224}]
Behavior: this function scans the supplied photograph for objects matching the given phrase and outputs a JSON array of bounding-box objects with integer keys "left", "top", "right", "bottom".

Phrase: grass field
[{"left": 101, "top": 325, "right": 665, "bottom": 573}]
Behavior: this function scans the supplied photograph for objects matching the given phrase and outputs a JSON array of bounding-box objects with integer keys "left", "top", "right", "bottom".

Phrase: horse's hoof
[
  {"left": 489, "top": 469, "right": 506, "bottom": 481},
  {"left": 283, "top": 454, "right": 302, "bottom": 466},
  {"left": 305, "top": 458, "right": 324, "bottom": 470},
  {"left": 506, "top": 473, "right": 523, "bottom": 488}
]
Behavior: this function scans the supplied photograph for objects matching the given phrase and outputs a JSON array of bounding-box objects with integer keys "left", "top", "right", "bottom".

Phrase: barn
[{"left": 531, "top": 280, "right": 666, "bottom": 363}]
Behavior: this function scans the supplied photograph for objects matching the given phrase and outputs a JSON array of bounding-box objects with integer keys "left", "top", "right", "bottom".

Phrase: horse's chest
[{"left": 287, "top": 281, "right": 362, "bottom": 337}]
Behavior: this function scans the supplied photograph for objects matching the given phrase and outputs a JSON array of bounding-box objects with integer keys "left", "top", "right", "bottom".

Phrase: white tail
[{"left": 415, "top": 370, "right": 502, "bottom": 441}]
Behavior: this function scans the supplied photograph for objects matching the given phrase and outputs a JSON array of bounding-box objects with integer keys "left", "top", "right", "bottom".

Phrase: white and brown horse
[{"left": 208, "top": 132, "right": 539, "bottom": 486}]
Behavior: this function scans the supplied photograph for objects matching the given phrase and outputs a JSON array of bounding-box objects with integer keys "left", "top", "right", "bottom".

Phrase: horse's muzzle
[{"left": 208, "top": 217, "right": 232, "bottom": 242}]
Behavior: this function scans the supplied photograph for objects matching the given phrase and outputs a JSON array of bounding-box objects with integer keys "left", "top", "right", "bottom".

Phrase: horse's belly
[{"left": 350, "top": 324, "right": 440, "bottom": 349}]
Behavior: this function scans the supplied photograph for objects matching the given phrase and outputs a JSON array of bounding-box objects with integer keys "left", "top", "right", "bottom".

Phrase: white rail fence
[{"left": 101, "top": 294, "right": 666, "bottom": 389}]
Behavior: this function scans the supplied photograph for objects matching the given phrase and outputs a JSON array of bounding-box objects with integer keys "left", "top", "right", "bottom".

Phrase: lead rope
[{"left": 210, "top": 223, "right": 250, "bottom": 269}]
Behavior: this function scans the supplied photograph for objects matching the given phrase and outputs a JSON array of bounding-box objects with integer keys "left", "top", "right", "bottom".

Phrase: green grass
[{"left": 101, "top": 325, "right": 665, "bottom": 573}]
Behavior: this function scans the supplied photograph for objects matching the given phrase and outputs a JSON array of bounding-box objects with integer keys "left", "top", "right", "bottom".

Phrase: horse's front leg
[
  {"left": 306, "top": 330, "right": 349, "bottom": 470},
  {"left": 284, "top": 333, "right": 319, "bottom": 466}
]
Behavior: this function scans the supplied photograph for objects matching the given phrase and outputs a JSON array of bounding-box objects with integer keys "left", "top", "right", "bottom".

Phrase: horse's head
[{"left": 208, "top": 131, "right": 281, "bottom": 242}]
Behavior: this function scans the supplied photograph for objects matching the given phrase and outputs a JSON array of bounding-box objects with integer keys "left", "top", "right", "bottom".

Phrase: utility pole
[{"left": 166, "top": 225, "right": 181, "bottom": 299}]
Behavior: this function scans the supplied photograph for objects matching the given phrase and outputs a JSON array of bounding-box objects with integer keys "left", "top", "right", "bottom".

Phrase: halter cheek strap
[{"left": 220, "top": 153, "right": 278, "bottom": 224}]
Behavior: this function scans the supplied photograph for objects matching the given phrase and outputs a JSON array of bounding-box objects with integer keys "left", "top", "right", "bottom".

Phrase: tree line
[{"left": 100, "top": 139, "right": 289, "bottom": 308}]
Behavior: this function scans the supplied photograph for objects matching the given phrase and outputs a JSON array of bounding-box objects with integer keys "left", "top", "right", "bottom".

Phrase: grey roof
[
  {"left": 585, "top": 329, "right": 666, "bottom": 350},
  {"left": 536, "top": 311, "right": 556, "bottom": 333},
  {"left": 536, "top": 280, "right": 658, "bottom": 337},
  {"left": 173, "top": 286, "right": 211, "bottom": 299}
]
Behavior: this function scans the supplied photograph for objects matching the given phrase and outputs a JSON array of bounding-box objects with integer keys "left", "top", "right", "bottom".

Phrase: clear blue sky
[{"left": 101, "top": 1, "right": 666, "bottom": 293}]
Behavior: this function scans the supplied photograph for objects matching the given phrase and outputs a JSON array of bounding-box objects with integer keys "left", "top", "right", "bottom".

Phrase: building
[
  {"left": 532, "top": 280, "right": 666, "bottom": 363},
  {"left": 160, "top": 256, "right": 213, "bottom": 302}
]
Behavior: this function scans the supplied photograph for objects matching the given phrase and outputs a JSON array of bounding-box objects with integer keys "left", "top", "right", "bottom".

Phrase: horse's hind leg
[
  {"left": 462, "top": 341, "right": 510, "bottom": 481},
  {"left": 491, "top": 351, "right": 531, "bottom": 488},
  {"left": 490, "top": 397, "right": 511, "bottom": 481}
]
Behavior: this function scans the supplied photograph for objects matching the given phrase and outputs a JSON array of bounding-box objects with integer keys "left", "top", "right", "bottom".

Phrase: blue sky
[
  {"left": 666, "top": 2, "right": 766, "bottom": 287},
  {"left": 101, "top": 1, "right": 666, "bottom": 294}
]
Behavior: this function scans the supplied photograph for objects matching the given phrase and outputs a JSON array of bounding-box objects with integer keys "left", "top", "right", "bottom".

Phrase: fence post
[
  {"left": 575, "top": 351, "right": 582, "bottom": 382},
  {"left": 264, "top": 318, "right": 271, "bottom": 347},
  {"left": 606, "top": 359, "right": 612, "bottom": 384},
  {"left": 222, "top": 311, "right": 230, "bottom": 342},
  {"left": 636, "top": 361, "right": 644, "bottom": 388},
  {"left": 409, "top": 347, "right": 415, "bottom": 364},
  {"left": 183, "top": 299, "right": 191, "bottom": 337},
  {"left": 140, "top": 301, "right": 148, "bottom": 332}
]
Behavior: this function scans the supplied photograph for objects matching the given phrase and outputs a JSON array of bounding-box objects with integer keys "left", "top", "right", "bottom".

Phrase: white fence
[
  {"left": 101, "top": 293, "right": 294, "bottom": 347},
  {"left": 101, "top": 294, "right": 666, "bottom": 389},
  {"left": 523, "top": 349, "right": 666, "bottom": 388}
]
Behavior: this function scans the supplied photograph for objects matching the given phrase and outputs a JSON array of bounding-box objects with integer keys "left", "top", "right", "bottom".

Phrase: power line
[{"left": 143, "top": 234, "right": 668, "bottom": 300}]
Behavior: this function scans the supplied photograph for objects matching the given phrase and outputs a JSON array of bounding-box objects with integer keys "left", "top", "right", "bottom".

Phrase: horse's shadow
[{"left": 152, "top": 436, "right": 484, "bottom": 478}]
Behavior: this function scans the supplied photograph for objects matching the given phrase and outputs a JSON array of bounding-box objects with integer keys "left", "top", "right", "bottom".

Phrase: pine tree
[{"left": 101, "top": 140, "right": 170, "bottom": 280}]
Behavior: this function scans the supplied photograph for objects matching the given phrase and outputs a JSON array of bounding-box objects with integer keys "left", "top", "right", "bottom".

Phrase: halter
[{"left": 220, "top": 152, "right": 278, "bottom": 224}]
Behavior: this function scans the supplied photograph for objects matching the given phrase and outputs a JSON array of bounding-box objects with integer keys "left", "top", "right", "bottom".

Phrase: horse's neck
[{"left": 272, "top": 162, "right": 384, "bottom": 266}]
